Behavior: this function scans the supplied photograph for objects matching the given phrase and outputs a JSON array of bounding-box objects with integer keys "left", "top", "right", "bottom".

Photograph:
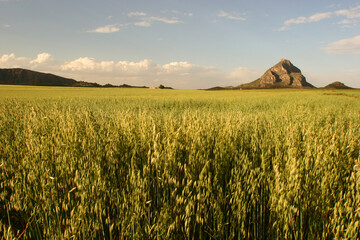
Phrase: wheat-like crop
[{"left": 1, "top": 86, "right": 359, "bottom": 239}]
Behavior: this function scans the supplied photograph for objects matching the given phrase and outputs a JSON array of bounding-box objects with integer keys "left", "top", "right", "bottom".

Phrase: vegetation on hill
[
  {"left": 1, "top": 86, "right": 359, "bottom": 239},
  {"left": 0, "top": 68, "right": 149, "bottom": 88},
  {"left": 0, "top": 68, "right": 77, "bottom": 86},
  {"left": 324, "top": 81, "right": 352, "bottom": 89}
]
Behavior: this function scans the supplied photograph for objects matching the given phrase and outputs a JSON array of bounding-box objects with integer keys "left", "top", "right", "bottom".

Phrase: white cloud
[
  {"left": 308, "top": 12, "right": 333, "bottom": 22},
  {"left": 279, "top": 5, "right": 360, "bottom": 31},
  {"left": 324, "top": 35, "right": 360, "bottom": 54},
  {"left": 128, "top": 12, "right": 147, "bottom": 17},
  {"left": 279, "top": 12, "right": 332, "bottom": 31},
  {"left": 336, "top": 5, "right": 360, "bottom": 19},
  {"left": 61, "top": 57, "right": 160, "bottom": 75},
  {"left": 0, "top": 52, "right": 58, "bottom": 71},
  {"left": 218, "top": 10, "right": 246, "bottom": 21},
  {"left": 88, "top": 24, "right": 120, "bottom": 33},
  {"left": 134, "top": 21, "right": 152, "bottom": 27},
  {"left": 30, "top": 52, "right": 53, "bottom": 64},
  {"left": 88, "top": 11, "right": 183, "bottom": 32},
  {"left": 3, "top": 24, "right": 10, "bottom": 28},
  {"left": 61, "top": 57, "right": 97, "bottom": 71},
  {"left": 0, "top": 53, "right": 267, "bottom": 89},
  {"left": 0, "top": 53, "right": 30, "bottom": 68},
  {"left": 60, "top": 57, "right": 223, "bottom": 89},
  {"left": 132, "top": 17, "right": 183, "bottom": 27},
  {"left": 162, "top": 61, "right": 194, "bottom": 72},
  {"left": 147, "top": 16, "right": 182, "bottom": 24}
]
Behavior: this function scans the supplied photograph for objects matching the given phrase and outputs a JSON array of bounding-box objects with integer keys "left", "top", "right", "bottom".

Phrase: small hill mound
[
  {"left": 324, "top": 81, "right": 352, "bottom": 89},
  {"left": 238, "top": 59, "right": 315, "bottom": 89},
  {"left": 0, "top": 68, "right": 77, "bottom": 86}
]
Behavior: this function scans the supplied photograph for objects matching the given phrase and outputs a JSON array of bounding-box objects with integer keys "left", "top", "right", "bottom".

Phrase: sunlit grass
[{"left": 1, "top": 85, "right": 359, "bottom": 239}]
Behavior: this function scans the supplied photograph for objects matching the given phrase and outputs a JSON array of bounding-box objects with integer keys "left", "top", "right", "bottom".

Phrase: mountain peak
[
  {"left": 237, "top": 59, "right": 315, "bottom": 89},
  {"left": 257, "top": 59, "right": 312, "bottom": 88}
]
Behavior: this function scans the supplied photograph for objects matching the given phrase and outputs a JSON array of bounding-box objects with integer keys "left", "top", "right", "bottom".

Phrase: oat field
[{"left": 0, "top": 86, "right": 359, "bottom": 239}]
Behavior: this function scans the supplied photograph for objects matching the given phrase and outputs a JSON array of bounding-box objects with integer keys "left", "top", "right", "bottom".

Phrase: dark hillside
[
  {"left": 0, "top": 68, "right": 77, "bottom": 86},
  {"left": 324, "top": 81, "right": 352, "bottom": 89}
]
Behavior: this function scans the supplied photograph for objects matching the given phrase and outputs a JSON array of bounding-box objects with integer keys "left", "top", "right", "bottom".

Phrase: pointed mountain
[
  {"left": 324, "top": 81, "right": 352, "bottom": 89},
  {"left": 239, "top": 59, "right": 315, "bottom": 89}
]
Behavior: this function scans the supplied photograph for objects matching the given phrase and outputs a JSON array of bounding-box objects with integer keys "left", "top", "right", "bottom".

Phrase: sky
[{"left": 0, "top": 0, "right": 360, "bottom": 89}]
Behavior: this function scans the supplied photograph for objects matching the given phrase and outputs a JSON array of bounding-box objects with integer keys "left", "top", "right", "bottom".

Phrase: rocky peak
[{"left": 258, "top": 59, "right": 312, "bottom": 88}]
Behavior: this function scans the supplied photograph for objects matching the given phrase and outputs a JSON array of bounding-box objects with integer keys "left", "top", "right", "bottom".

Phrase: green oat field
[{"left": 1, "top": 85, "right": 359, "bottom": 239}]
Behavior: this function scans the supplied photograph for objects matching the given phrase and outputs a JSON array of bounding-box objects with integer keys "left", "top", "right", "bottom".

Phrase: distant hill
[
  {"left": 238, "top": 59, "right": 314, "bottom": 89},
  {"left": 205, "top": 86, "right": 236, "bottom": 91},
  {"left": 0, "top": 68, "right": 148, "bottom": 88},
  {"left": 206, "top": 59, "right": 315, "bottom": 90},
  {"left": 324, "top": 81, "right": 352, "bottom": 89},
  {"left": 0, "top": 68, "right": 77, "bottom": 86}
]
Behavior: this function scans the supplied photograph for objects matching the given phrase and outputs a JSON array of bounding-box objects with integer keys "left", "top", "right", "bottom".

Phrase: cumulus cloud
[
  {"left": 60, "top": 57, "right": 225, "bottom": 89},
  {"left": 30, "top": 52, "right": 53, "bottom": 64},
  {"left": 218, "top": 10, "right": 246, "bottom": 21},
  {"left": 0, "top": 53, "right": 264, "bottom": 89},
  {"left": 61, "top": 57, "right": 97, "bottom": 71},
  {"left": 0, "top": 52, "right": 56, "bottom": 70},
  {"left": 324, "top": 35, "right": 360, "bottom": 54},
  {"left": 88, "top": 24, "right": 120, "bottom": 33},
  {"left": 61, "top": 58, "right": 160, "bottom": 74},
  {"left": 279, "top": 5, "right": 360, "bottom": 31},
  {"left": 0, "top": 53, "right": 29, "bottom": 67}
]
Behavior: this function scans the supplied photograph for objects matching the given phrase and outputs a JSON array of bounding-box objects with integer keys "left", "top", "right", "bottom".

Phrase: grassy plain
[{"left": 0, "top": 85, "right": 359, "bottom": 239}]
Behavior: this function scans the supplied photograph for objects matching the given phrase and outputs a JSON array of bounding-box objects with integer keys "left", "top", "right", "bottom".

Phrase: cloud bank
[
  {"left": 279, "top": 5, "right": 360, "bottom": 31},
  {"left": 0, "top": 53, "right": 260, "bottom": 89},
  {"left": 324, "top": 35, "right": 360, "bottom": 54}
]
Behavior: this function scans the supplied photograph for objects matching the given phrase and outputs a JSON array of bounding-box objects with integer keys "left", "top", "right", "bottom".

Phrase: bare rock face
[{"left": 258, "top": 59, "right": 313, "bottom": 88}]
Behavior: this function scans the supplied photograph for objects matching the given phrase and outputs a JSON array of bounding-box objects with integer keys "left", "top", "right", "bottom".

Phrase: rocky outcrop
[
  {"left": 258, "top": 59, "right": 313, "bottom": 88},
  {"left": 238, "top": 59, "right": 314, "bottom": 89}
]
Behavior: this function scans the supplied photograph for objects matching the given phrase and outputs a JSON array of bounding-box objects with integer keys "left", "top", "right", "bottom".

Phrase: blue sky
[{"left": 1, "top": 0, "right": 359, "bottom": 89}]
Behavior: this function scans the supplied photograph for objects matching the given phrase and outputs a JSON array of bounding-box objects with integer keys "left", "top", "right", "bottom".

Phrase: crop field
[{"left": 0, "top": 85, "right": 359, "bottom": 239}]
